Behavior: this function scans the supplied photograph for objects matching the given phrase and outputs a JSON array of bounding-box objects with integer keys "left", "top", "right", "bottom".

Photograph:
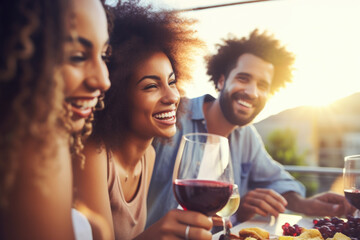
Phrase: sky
[{"left": 110, "top": 0, "right": 360, "bottom": 122}]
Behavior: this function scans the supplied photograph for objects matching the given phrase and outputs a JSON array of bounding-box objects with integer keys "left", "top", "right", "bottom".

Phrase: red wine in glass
[
  {"left": 173, "top": 133, "right": 234, "bottom": 217},
  {"left": 343, "top": 155, "right": 360, "bottom": 216},
  {"left": 344, "top": 189, "right": 360, "bottom": 210},
  {"left": 173, "top": 179, "right": 233, "bottom": 216}
]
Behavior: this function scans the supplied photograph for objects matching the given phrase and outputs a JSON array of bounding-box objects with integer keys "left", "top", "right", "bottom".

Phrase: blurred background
[{"left": 108, "top": 0, "right": 360, "bottom": 196}]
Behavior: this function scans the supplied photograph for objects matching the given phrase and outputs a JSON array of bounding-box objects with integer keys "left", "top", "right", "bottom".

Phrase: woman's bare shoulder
[{"left": 83, "top": 139, "right": 107, "bottom": 159}]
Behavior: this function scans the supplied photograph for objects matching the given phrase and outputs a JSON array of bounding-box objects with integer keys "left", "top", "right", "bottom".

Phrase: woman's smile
[
  {"left": 66, "top": 97, "right": 99, "bottom": 118},
  {"left": 153, "top": 110, "right": 177, "bottom": 125}
]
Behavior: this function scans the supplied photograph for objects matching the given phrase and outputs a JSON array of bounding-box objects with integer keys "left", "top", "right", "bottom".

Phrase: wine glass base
[{"left": 354, "top": 209, "right": 360, "bottom": 218}]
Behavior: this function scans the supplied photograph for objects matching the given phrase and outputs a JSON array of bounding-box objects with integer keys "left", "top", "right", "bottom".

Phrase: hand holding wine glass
[
  {"left": 173, "top": 133, "right": 234, "bottom": 217},
  {"left": 343, "top": 154, "right": 360, "bottom": 217}
]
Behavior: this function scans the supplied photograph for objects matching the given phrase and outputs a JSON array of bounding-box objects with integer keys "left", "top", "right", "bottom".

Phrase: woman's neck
[
  {"left": 112, "top": 135, "right": 153, "bottom": 171},
  {"left": 111, "top": 134, "right": 153, "bottom": 202}
]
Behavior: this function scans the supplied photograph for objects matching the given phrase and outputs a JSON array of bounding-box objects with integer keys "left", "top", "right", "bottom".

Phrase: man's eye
[
  {"left": 237, "top": 76, "right": 248, "bottom": 82},
  {"left": 258, "top": 83, "right": 270, "bottom": 91}
]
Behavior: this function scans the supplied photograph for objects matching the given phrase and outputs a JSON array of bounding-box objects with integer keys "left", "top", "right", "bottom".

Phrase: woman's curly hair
[
  {"left": 0, "top": 0, "right": 70, "bottom": 207},
  {"left": 91, "top": 0, "right": 204, "bottom": 149},
  {"left": 206, "top": 29, "right": 295, "bottom": 95}
]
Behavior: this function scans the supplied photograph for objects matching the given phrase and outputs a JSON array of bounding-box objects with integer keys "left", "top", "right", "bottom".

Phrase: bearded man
[{"left": 146, "top": 29, "right": 354, "bottom": 228}]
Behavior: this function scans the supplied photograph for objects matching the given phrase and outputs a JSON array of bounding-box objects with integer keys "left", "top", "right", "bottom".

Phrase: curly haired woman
[
  {"left": 0, "top": 0, "right": 111, "bottom": 239},
  {"left": 73, "top": 1, "right": 213, "bottom": 239}
]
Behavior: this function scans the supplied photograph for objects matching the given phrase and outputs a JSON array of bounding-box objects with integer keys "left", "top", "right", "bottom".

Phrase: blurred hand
[
  {"left": 212, "top": 215, "right": 224, "bottom": 227},
  {"left": 301, "top": 192, "right": 356, "bottom": 217},
  {"left": 135, "top": 209, "right": 213, "bottom": 240},
  {"left": 212, "top": 215, "right": 232, "bottom": 228},
  {"left": 235, "top": 188, "right": 287, "bottom": 223}
]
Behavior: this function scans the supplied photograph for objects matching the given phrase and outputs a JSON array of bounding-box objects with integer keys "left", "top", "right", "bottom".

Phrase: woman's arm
[
  {"left": 73, "top": 140, "right": 114, "bottom": 240},
  {"left": 4, "top": 138, "right": 75, "bottom": 240}
]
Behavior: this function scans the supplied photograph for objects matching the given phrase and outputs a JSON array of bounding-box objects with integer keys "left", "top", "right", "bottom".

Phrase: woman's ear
[{"left": 217, "top": 75, "right": 225, "bottom": 90}]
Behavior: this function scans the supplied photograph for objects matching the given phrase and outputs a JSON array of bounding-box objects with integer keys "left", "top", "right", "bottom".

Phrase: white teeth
[
  {"left": 154, "top": 111, "right": 176, "bottom": 119},
  {"left": 71, "top": 98, "right": 98, "bottom": 109},
  {"left": 237, "top": 99, "right": 252, "bottom": 108}
]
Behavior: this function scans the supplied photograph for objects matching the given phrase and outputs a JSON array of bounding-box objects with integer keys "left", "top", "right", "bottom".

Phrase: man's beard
[{"left": 218, "top": 89, "right": 264, "bottom": 127}]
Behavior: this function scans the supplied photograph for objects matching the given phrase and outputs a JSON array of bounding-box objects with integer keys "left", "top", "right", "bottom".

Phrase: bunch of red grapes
[
  {"left": 282, "top": 216, "right": 360, "bottom": 239},
  {"left": 282, "top": 222, "right": 303, "bottom": 236},
  {"left": 313, "top": 216, "right": 360, "bottom": 239}
]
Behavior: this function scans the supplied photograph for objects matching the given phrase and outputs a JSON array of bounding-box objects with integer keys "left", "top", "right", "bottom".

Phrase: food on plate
[
  {"left": 326, "top": 232, "right": 351, "bottom": 240},
  {"left": 312, "top": 216, "right": 360, "bottom": 239},
  {"left": 279, "top": 228, "right": 323, "bottom": 240},
  {"left": 238, "top": 227, "right": 270, "bottom": 240},
  {"left": 297, "top": 229, "right": 323, "bottom": 240},
  {"left": 278, "top": 236, "right": 297, "bottom": 240},
  {"left": 219, "top": 233, "right": 241, "bottom": 240},
  {"left": 220, "top": 215, "right": 360, "bottom": 240},
  {"left": 278, "top": 229, "right": 352, "bottom": 240},
  {"left": 282, "top": 222, "right": 304, "bottom": 236},
  {"left": 281, "top": 215, "right": 360, "bottom": 240}
]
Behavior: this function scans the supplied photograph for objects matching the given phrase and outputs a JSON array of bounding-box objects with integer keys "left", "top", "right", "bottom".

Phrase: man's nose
[{"left": 244, "top": 82, "right": 258, "bottom": 99}]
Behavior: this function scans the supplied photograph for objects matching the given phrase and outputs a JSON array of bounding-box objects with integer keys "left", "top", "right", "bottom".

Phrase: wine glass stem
[{"left": 223, "top": 217, "right": 230, "bottom": 236}]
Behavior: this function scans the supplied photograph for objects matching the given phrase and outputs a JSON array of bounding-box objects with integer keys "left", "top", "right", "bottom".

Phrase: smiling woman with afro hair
[
  {"left": 72, "top": 1, "right": 213, "bottom": 240},
  {"left": 93, "top": 0, "right": 204, "bottom": 148}
]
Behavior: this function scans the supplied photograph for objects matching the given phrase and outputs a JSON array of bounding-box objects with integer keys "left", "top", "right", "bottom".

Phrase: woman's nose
[
  {"left": 161, "top": 86, "right": 180, "bottom": 105},
  {"left": 86, "top": 59, "right": 111, "bottom": 92}
]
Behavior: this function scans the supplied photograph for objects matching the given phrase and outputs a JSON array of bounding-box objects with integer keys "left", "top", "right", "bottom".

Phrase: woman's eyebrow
[
  {"left": 136, "top": 75, "right": 160, "bottom": 85},
  {"left": 66, "top": 36, "right": 93, "bottom": 49},
  {"left": 77, "top": 37, "right": 93, "bottom": 48},
  {"left": 136, "top": 72, "right": 175, "bottom": 85}
]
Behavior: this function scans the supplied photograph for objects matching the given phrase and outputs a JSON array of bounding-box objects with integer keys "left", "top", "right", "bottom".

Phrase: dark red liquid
[
  {"left": 344, "top": 189, "right": 360, "bottom": 210},
  {"left": 173, "top": 179, "right": 233, "bottom": 216}
]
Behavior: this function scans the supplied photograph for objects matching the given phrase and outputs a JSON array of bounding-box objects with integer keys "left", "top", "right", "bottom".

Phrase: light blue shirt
[{"left": 146, "top": 94, "right": 305, "bottom": 227}]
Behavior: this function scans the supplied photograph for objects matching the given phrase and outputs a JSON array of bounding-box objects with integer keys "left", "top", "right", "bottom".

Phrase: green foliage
[
  {"left": 265, "top": 128, "right": 317, "bottom": 197},
  {"left": 265, "top": 128, "right": 306, "bottom": 166}
]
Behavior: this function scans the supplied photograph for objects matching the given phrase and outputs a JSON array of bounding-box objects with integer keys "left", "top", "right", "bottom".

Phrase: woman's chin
[
  {"left": 70, "top": 117, "right": 86, "bottom": 134},
  {"left": 159, "top": 128, "right": 177, "bottom": 138}
]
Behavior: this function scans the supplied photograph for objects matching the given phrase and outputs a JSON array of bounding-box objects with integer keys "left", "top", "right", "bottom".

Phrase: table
[{"left": 212, "top": 213, "right": 314, "bottom": 239}]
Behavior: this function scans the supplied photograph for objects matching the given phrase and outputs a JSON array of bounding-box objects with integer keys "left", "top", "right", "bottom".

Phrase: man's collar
[{"left": 190, "top": 94, "right": 215, "bottom": 120}]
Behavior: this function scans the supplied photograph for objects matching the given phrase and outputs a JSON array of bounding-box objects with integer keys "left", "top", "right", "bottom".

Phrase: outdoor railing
[{"left": 283, "top": 165, "right": 343, "bottom": 175}]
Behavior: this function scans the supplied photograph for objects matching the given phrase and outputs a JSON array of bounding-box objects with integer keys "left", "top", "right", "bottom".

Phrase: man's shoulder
[
  {"left": 179, "top": 94, "right": 212, "bottom": 121},
  {"left": 184, "top": 94, "right": 215, "bottom": 105},
  {"left": 231, "top": 124, "right": 259, "bottom": 135},
  {"left": 229, "top": 124, "right": 263, "bottom": 145}
]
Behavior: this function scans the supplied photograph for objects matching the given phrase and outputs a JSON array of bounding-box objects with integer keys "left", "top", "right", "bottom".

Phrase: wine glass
[
  {"left": 172, "top": 133, "right": 234, "bottom": 217},
  {"left": 217, "top": 184, "right": 240, "bottom": 239},
  {"left": 343, "top": 154, "right": 360, "bottom": 217}
]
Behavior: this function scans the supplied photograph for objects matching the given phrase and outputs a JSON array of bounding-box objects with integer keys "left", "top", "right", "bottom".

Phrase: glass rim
[{"left": 344, "top": 154, "right": 360, "bottom": 161}]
